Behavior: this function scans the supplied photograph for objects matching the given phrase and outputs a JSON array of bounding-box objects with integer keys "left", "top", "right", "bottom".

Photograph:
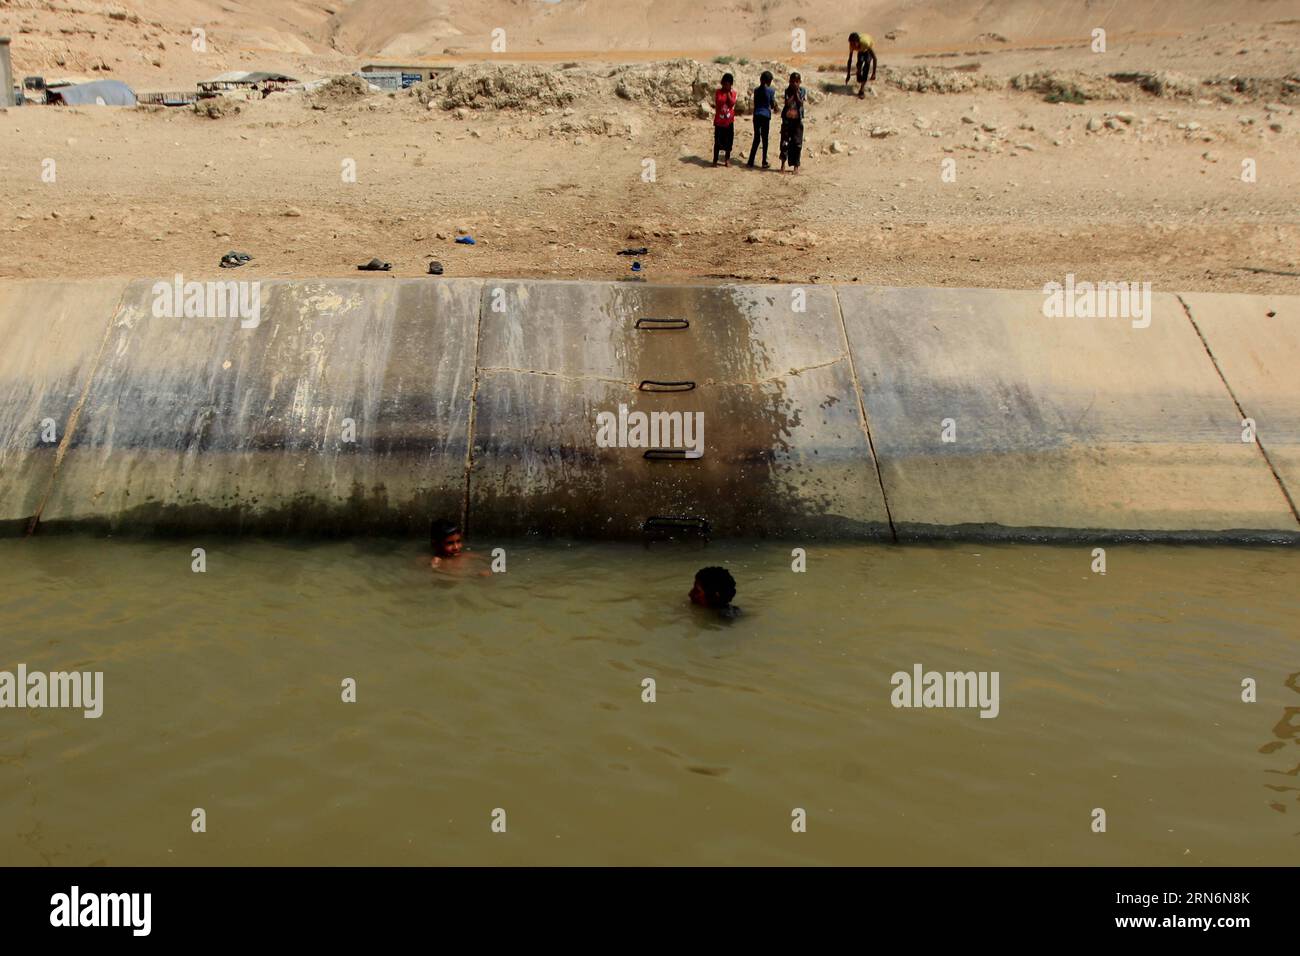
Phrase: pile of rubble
[{"left": 437, "top": 64, "right": 578, "bottom": 111}]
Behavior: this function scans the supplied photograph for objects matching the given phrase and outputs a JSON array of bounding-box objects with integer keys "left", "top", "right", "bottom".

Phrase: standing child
[
  {"left": 747, "top": 71, "right": 776, "bottom": 169},
  {"left": 778, "top": 72, "right": 806, "bottom": 174},
  {"left": 712, "top": 72, "right": 737, "bottom": 167}
]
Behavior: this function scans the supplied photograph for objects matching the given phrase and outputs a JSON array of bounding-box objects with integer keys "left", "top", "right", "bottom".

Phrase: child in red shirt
[{"left": 712, "top": 73, "right": 737, "bottom": 167}]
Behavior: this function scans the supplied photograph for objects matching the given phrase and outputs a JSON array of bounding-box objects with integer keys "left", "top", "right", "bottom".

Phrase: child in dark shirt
[
  {"left": 779, "top": 72, "right": 806, "bottom": 174},
  {"left": 747, "top": 71, "right": 776, "bottom": 169}
]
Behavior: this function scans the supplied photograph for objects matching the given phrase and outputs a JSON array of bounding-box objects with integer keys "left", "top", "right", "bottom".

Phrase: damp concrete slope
[{"left": 0, "top": 277, "right": 1295, "bottom": 542}]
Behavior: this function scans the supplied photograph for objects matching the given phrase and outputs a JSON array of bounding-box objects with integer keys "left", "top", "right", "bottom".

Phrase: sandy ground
[{"left": 1, "top": 11, "right": 1298, "bottom": 293}]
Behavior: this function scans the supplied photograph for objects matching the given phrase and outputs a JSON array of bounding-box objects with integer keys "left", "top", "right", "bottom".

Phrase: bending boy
[{"left": 846, "top": 32, "right": 877, "bottom": 98}]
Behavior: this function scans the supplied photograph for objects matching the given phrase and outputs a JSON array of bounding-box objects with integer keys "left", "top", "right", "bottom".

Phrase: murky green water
[{"left": 1, "top": 537, "right": 1296, "bottom": 865}]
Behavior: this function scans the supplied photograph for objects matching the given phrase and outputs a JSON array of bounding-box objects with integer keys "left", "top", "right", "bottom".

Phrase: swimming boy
[
  {"left": 846, "top": 32, "right": 877, "bottom": 98},
  {"left": 747, "top": 71, "right": 776, "bottom": 169},
  {"left": 689, "top": 566, "right": 740, "bottom": 619},
  {"left": 430, "top": 519, "right": 465, "bottom": 567},
  {"left": 429, "top": 519, "right": 492, "bottom": 576},
  {"left": 713, "top": 72, "right": 737, "bottom": 167}
]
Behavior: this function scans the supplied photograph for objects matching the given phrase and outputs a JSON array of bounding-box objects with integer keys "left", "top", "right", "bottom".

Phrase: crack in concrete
[
  {"left": 477, "top": 366, "right": 631, "bottom": 386},
  {"left": 25, "top": 283, "right": 129, "bottom": 536},
  {"left": 832, "top": 286, "right": 898, "bottom": 541},
  {"left": 1176, "top": 293, "right": 1300, "bottom": 526},
  {"left": 476, "top": 357, "right": 847, "bottom": 387},
  {"left": 461, "top": 284, "right": 488, "bottom": 536}
]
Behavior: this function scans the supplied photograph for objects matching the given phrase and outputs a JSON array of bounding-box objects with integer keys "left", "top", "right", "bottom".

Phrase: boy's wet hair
[
  {"left": 430, "top": 519, "right": 460, "bottom": 547},
  {"left": 849, "top": 32, "right": 861, "bottom": 44},
  {"left": 721, "top": 72, "right": 734, "bottom": 84},
  {"left": 760, "top": 70, "right": 773, "bottom": 85},
  {"left": 695, "top": 566, "right": 737, "bottom": 607}
]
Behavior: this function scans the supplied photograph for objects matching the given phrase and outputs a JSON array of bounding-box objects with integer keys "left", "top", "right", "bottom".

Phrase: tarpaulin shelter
[{"left": 49, "top": 79, "right": 137, "bottom": 106}]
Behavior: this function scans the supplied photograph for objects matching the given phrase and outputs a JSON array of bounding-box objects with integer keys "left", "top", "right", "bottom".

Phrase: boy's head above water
[
  {"left": 690, "top": 566, "right": 736, "bottom": 610},
  {"left": 430, "top": 519, "right": 463, "bottom": 558}
]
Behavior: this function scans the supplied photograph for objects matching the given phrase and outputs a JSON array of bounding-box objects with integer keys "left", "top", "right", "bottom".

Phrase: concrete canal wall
[{"left": 1, "top": 277, "right": 1295, "bottom": 541}]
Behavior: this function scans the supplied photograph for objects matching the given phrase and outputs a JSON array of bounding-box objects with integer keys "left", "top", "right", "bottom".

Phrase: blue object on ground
[
  {"left": 455, "top": 236, "right": 476, "bottom": 245},
  {"left": 632, "top": 261, "right": 642, "bottom": 272}
]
